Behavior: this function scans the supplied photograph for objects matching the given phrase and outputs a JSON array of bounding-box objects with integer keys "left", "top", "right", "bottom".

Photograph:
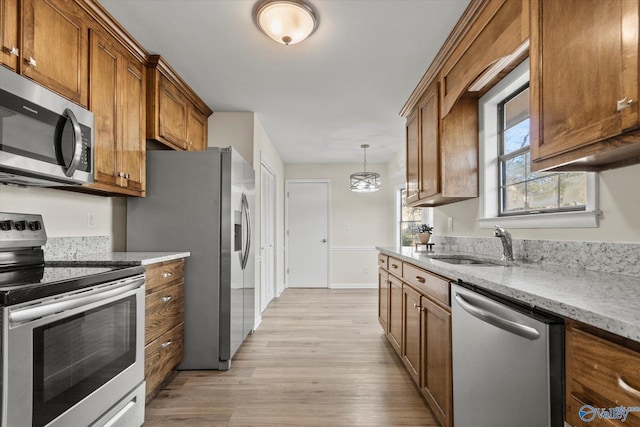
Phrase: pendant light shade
[
  {"left": 254, "top": 0, "right": 318, "bottom": 45},
  {"left": 350, "top": 144, "right": 381, "bottom": 193}
]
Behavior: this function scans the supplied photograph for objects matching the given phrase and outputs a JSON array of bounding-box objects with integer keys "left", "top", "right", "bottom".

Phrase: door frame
[
  {"left": 260, "top": 161, "right": 277, "bottom": 312},
  {"left": 284, "top": 179, "right": 331, "bottom": 288}
]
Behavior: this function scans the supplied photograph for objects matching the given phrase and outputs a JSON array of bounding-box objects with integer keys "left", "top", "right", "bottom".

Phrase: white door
[
  {"left": 286, "top": 180, "right": 330, "bottom": 288},
  {"left": 260, "top": 163, "right": 276, "bottom": 311}
]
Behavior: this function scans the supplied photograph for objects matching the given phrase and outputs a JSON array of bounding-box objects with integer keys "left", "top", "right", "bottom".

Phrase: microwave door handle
[{"left": 62, "top": 108, "right": 83, "bottom": 177}]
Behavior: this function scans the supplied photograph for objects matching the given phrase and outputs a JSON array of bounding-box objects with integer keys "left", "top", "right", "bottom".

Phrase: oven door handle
[{"left": 9, "top": 275, "right": 144, "bottom": 325}]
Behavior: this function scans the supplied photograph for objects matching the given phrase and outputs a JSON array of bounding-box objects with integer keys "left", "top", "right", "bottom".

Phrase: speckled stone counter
[
  {"left": 377, "top": 246, "right": 640, "bottom": 343},
  {"left": 46, "top": 251, "right": 190, "bottom": 266}
]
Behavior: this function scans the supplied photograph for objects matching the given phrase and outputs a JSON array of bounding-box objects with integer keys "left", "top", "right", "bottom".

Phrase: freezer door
[{"left": 242, "top": 159, "right": 255, "bottom": 340}]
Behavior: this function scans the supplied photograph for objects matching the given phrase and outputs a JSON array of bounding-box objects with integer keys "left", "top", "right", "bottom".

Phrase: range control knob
[
  {"left": 28, "top": 221, "right": 42, "bottom": 231},
  {"left": 0, "top": 220, "right": 12, "bottom": 231},
  {"left": 13, "top": 220, "right": 26, "bottom": 231}
]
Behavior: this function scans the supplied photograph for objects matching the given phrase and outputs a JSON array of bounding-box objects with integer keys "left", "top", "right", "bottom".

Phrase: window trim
[
  {"left": 478, "top": 59, "right": 600, "bottom": 229},
  {"left": 395, "top": 184, "right": 432, "bottom": 246}
]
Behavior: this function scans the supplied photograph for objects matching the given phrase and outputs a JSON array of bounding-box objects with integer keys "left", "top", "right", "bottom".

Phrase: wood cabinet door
[
  {"left": 1, "top": 0, "right": 19, "bottom": 71},
  {"left": 402, "top": 284, "right": 422, "bottom": 385},
  {"left": 186, "top": 105, "right": 207, "bottom": 151},
  {"left": 422, "top": 297, "right": 452, "bottom": 427},
  {"left": 89, "top": 30, "right": 119, "bottom": 188},
  {"left": 120, "top": 54, "right": 145, "bottom": 192},
  {"left": 21, "top": 0, "right": 88, "bottom": 106},
  {"left": 418, "top": 81, "right": 440, "bottom": 199},
  {"left": 378, "top": 269, "right": 389, "bottom": 333},
  {"left": 387, "top": 275, "right": 403, "bottom": 356},
  {"left": 530, "top": 0, "right": 640, "bottom": 163},
  {"left": 405, "top": 109, "right": 420, "bottom": 204},
  {"left": 158, "top": 75, "right": 188, "bottom": 149}
]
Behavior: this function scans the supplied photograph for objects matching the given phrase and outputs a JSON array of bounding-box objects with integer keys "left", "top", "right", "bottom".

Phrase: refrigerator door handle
[
  {"left": 453, "top": 292, "right": 540, "bottom": 340},
  {"left": 241, "top": 193, "right": 252, "bottom": 269}
]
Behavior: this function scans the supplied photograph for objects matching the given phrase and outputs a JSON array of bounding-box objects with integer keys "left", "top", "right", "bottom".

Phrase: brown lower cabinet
[
  {"left": 379, "top": 253, "right": 453, "bottom": 427},
  {"left": 565, "top": 319, "right": 640, "bottom": 427},
  {"left": 144, "top": 258, "right": 185, "bottom": 402}
]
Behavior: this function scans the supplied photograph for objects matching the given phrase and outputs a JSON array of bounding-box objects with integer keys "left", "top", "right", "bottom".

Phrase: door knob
[{"left": 321, "top": 239, "right": 327, "bottom": 243}]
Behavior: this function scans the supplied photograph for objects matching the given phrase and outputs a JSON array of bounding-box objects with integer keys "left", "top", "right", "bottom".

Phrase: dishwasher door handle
[{"left": 454, "top": 292, "right": 540, "bottom": 340}]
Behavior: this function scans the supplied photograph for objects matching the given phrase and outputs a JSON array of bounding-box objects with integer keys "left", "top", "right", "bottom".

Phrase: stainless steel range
[{"left": 0, "top": 212, "right": 145, "bottom": 427}]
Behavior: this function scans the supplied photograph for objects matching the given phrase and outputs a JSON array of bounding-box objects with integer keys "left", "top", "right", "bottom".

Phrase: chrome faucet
[{"left": 494, "top": 225, "right": 514, "bottom": 262}]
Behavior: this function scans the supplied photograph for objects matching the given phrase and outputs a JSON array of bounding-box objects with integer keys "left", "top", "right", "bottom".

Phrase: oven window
[{"left": 32, "top": 295, "right": 136, "bottom": 427}]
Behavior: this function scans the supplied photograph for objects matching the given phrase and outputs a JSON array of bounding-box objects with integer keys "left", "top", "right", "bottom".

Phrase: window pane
[
  {"left": 503, "top": 118, "right": 530, "bottom": 154},
  {"left": 528, "top": 175, "right": 559, "bottom": 210},
  {"left": 504, "top": 153, "right": 527, "bottom": 185},
  {"left": 401, "top": 221, "right": 420, "bottom": 246},
  {"left": 503, "top": 183, "right": 526, "bottom": 213},
  {"left": 504, "top": 87, "right": 529, "bottom": 129},
  {"left": 559, "top": 173, "right": 587, "bottom": 208}
]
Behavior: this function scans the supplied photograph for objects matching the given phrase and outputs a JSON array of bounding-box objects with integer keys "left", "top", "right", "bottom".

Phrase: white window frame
[
  {"left": 394, "top": 184, "right": 433, "bottom": 246},
  {"left": 478, "top": 59, "right": 600, "bottom": 229}
]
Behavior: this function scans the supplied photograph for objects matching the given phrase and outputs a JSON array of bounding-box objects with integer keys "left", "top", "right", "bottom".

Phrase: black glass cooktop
[{"left": 0, "top": 265, "right": 145, "bottom": 306}]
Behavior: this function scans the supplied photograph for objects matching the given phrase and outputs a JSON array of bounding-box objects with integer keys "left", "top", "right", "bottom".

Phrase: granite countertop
[
  {"left": 46, "top": 251, "right": 190, "bottom": 267},
  {"left": 377, "top": 246, "right": 640, "bottom": 343}
]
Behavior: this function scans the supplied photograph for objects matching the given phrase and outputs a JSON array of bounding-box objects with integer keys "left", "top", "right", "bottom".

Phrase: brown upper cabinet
[
  {"left": 88, "top": 28, "right": 146, "bottom": 196},
  {"left": 146, "top": 55, "right": 213, "bottom": 151},
  {"left": 2, "top": 0, "right": 90, "bottom": 106},
  {"left": 530, "top": 0, "right": 640, "bottom": 171},
  {"left": 402, "top": 0, "right": 527, "bottom": 207},
  {"left": 406, "top": 81, "right": 478, "bottom": 207}
]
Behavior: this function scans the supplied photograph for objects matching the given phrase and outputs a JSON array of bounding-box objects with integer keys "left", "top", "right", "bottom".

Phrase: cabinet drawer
[
  {"left": 145, "top": 281, "right": 184, "bottom": 344},
  {"left": 402, "top": 263, "right": 450, "bottom": 307},
  {"left": 378, "top": 254, "right": 388, "bottom": 270},
  {"left": 146, "top": 259, "right": 184, "bottom": 293},
  {"left": 145, "top": 322, "right": 184, "bottom": 399},
  {"left": 388, "top": 257, "right": 403, "bottom": 276},
  {"left": 569, "top": 328, "right": 640, "bottom": 412}
]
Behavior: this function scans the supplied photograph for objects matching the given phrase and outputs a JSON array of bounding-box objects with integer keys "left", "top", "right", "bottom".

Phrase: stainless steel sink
[{"left": 435, "top": 257, "right": 492, "bottom": 265}]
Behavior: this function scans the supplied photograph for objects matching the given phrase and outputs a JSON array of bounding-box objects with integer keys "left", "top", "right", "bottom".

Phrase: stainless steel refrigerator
[{"left": 127, "top": 147, "right": 254, "bottom": 370}]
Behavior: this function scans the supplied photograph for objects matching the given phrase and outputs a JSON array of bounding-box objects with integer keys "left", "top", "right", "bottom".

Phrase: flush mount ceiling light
[
  {"left": 254, "top": 0, "right": 318, "bottom": 45},
  {"left": 350, "top": 144, "right": 381, "bottom": 193}
]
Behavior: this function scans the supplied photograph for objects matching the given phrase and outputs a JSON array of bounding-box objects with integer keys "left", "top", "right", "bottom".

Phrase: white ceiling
[{"left": 100, "top": 0, "right": 470, "bottom": 164}]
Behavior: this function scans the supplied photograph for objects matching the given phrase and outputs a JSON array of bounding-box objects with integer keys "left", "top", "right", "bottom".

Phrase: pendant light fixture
[
  {"left": 350, "top": 144, "right": 381, "bottom": 193},
  {"left": 254, "top": 0, "right": 319, "bottom": 45}
]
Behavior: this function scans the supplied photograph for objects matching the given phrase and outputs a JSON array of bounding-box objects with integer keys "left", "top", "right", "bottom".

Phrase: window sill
[{"left": 478, "top": 210, "right": 600, "bottom": 229}]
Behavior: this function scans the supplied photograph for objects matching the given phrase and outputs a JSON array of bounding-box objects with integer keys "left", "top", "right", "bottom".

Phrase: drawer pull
[
  {"left": 161, "top": 340, "right": 173, "bottom": 349},
  {"left": 415, "top": 276, "right": 426, "bottom": 283},
  {"left": 391, "top": 264, "right": 398, "bottom": 269},
  {"left": 618, "top": 375, "right": 640, "bottom": 399},
  {"left": 161, "top": 272, "right": 173, "bottom": 278},
  {"left": 161, "top": 296, "right": 172, "bottom": 303}
]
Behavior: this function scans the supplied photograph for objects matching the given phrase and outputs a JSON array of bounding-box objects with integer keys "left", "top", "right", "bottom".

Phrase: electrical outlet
[
  {"left": 87, "top": 212, "right": 96, "bottom": 229},
  {"left": 447, "top": 217, "right": 454, "bottom": 232}
]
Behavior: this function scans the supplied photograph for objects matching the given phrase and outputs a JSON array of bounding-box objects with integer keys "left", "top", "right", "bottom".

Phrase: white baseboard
[
  {"left": 329, "top": 282, "right": 377, "bottom": 289},
  {"left": 253, "top": 315, "right": 262, "bottom": 332}
]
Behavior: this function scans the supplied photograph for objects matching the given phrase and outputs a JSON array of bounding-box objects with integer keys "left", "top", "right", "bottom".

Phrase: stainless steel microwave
[{"left": 0, "top": 67, "right": 94, "bottom": 187}]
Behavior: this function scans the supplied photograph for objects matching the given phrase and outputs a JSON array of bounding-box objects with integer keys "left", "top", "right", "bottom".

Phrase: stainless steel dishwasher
[{"left": 451, "top": 281, "right": 564, "bottom": 427}]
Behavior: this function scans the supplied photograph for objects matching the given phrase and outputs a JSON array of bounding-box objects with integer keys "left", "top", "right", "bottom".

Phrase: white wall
[
  {"left": 285, "top": 163, "right": 393, "bottom": 287},
  {"left": 208, "top": 112, "right": 255, "bottom": 164},
  {"left": 0, "top": 185, "right": 127, "bottom": 249}
]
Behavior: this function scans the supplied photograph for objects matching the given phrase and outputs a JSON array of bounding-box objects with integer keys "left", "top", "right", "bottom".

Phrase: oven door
[{"left": 2, "top": 274, "right": 145, "bottom": 427}]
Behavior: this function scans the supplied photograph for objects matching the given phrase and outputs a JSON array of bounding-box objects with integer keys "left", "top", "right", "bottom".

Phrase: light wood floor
[{"left": 143, "top": 289, "right": 438, "bottom": 426}]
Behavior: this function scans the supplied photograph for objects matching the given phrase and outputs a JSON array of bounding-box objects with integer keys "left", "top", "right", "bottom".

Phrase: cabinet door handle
[
  {"left": 8, "top": 46, "right": 19, "bottom": 56},
  {"left": 161, "top": 296, "right": 172, "bottom": 303},
  {"left": 415, "top": 276, "right": 426, "bottom": 283},
  {"left": 618, "top": 375, "right": 640, "bottom": 399},
  {"left": 26, "top": 56, "right": 36, "bottom": 67},
  {"left": 162, "top": 272, "right": 173, "bottom": 278},
  {"left": 160, "top": 340, "right": 173, "bottom": 349},
  {"left": 413, "top": 302, "right": 421, "bottom": 312},
  {"left": 617, "top": 97, "right": 633, "bottom": 112}
]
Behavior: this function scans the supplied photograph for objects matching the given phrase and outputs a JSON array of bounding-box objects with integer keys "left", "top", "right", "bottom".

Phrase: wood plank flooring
[{"left": 143, "top": 289, "right": 438, "bottom": 426}]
